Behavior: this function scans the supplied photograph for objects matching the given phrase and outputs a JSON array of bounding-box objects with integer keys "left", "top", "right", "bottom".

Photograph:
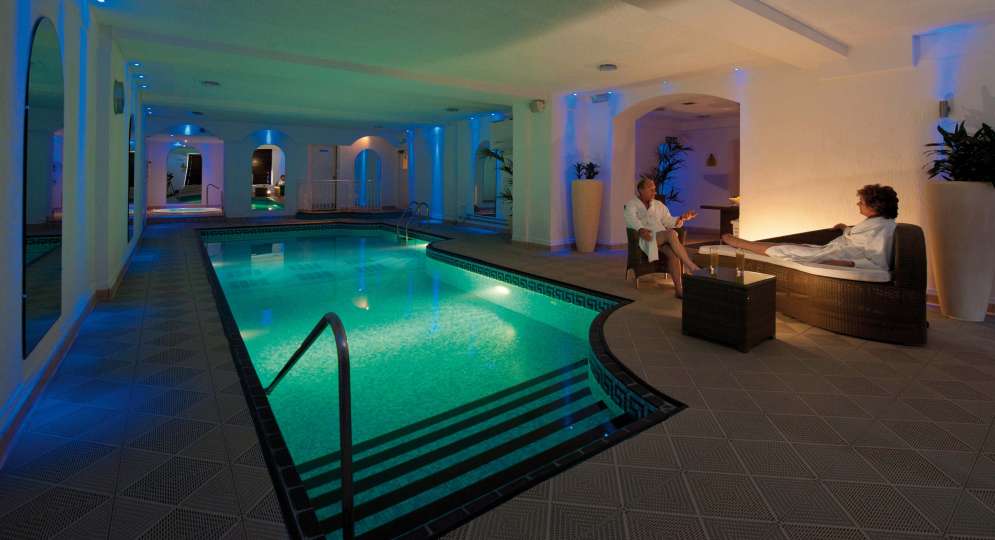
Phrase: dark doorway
[
  {"left": 186, "top": 154, "right": 203, "bottom": 185},
  {"left": 251, "top": 148, "right": 273, "bottom": 185}
]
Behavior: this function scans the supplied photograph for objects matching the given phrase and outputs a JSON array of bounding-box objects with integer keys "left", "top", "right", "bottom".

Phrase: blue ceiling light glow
[
  {"left": 139, "top": 83, "right": 149, "bottom": 88},
  {"left": 264, "top": 129, "right": 273, "bottom": 144},
  {"left": 183, "top": 124, "right": 193, "bottom": 135},
  {"left": 131, "top": 62, "right": 141, "bottom": 67},
  {"left": 137, "top": 74, "right": 144, "bottom": 79}
]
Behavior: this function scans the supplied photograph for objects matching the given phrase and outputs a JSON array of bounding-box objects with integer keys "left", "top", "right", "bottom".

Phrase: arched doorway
[
  {"left": 353, "top": 148, "right": 382, "bottom": 208},
  {"left": 166, "top": 145, "right": 202, "bottom": 204},
  {"left": 22, "top": 17, "right": 64, "bottom": 357},
  {"left": 251, "top": 144, "right": 286, "bottom": 211},
  {"left": 610, "top": 93, "right": 740, "bottom": 244}
]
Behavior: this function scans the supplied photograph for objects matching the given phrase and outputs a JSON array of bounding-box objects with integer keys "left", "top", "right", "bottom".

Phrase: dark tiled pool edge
[{"left": 195, "top": 221, "right": 686, "bottom": 540}]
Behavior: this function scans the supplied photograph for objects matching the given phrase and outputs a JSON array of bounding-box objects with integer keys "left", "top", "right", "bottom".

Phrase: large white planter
[
  {"left": 925, "top": 181, "right": 995, "bottom": 321},
  {"left": 572, "top": 179, "right": 603, "bottom": 253}
]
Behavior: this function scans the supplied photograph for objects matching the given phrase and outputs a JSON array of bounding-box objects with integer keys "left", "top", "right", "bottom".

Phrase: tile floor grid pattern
[
  {"left": 0, "top": 223, "right": 287, "bottom": 540},
  {"left": 2, "top": 219, "right": 995, "bottom": 540}
]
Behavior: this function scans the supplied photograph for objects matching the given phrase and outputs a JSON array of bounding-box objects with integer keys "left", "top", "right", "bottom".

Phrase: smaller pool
[{"left": 252, "top": 197, "right": 284, "bottom": 211}]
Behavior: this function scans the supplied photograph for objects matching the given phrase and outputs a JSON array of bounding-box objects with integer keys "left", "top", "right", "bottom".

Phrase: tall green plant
[
  {"left": 573, "top": 161, "right": 600, "bottom": 179},
  {"left": 925, "top": 122, "right": 995, "bottom": 187},
  {"left": 478, "top": 147, "right": 514, "bottom": 205},
  {"left": 644, "top": 136, "right": 693, "bottom": 203}
]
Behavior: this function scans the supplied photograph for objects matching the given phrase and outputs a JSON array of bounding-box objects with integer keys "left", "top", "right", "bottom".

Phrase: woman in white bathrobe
[{"left": 721, "top": 184, "right": 899, "bottom": 270}]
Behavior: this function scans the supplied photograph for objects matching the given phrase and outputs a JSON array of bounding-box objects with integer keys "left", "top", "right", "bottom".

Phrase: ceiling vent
[{"left": 201, "top": 80, "right": 221, "bottom": 87}]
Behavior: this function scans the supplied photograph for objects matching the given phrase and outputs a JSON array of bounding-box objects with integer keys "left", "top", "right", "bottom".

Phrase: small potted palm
[
  {"left": 572, "top": 161, "right": 602, "bottom": 252},
  {"left": 924, "top": 121, "right": 995, "bottom": 321}
]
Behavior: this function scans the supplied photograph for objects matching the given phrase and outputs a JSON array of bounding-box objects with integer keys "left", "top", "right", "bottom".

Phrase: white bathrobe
[
  {"left": 766, "top": 217, "right": 897, "bottom": 270},
  {"left": 624, "top": 197, "right": 678, "bottom": 263}
]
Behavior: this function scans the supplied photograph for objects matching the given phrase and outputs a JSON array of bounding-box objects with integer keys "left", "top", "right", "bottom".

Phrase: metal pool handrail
[
  {"left": 264, "top": 312, "right": 355, "bottom": 540},
  {"left": 206, "top": 184, "right": 223, "bottom": 207},
  {"left": 395, "top": 201, "right": 419, "bottom": 236},
  {"left": 403, "top": 202, "right": 430, "bottom": 241}
]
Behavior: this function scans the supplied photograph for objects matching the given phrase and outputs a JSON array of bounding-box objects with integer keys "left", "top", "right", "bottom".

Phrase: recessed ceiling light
[
  {"left": 598, "top": 63, "right": 618, "bottom": 72},
  {"left": 445, "top": 107, "right": 459, "bottom": 112},
  {"left": 201, "top": 80, "right": 221, "bottom": 87},
  {"left": 139, "top": 84, "right": 149, "bottom": 89},
  {"left": 131, "top": 62, "right": 141, "bottom": 67},
  {"left": 681, "top": 101, "right": 697, "bottom": 106}
]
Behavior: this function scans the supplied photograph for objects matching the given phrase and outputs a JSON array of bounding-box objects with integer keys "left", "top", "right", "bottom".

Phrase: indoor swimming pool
[{"left": 200, "top": 224, "right": 679, "bottom": 538}]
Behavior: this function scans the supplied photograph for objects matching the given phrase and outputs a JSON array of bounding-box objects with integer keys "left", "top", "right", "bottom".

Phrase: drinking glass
[
  {"left": 735, "top": 249, "right": 746, "bottom": 276},
  {"left": 709, "top": 250, "right": 719, "bottom": 274}
]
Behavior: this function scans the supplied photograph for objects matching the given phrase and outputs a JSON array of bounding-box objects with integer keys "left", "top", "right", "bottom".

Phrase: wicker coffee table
[{"left": 682, "top": 267, "right": 776, "bottom": 352}]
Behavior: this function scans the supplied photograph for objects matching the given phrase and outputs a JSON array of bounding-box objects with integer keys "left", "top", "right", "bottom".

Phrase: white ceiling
[{"left": 91, "top": 0, "right": 995, "bottom": 127}]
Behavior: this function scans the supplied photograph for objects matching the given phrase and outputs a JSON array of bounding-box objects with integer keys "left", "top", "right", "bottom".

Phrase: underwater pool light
[{"left": 490, "top": 285, "right": 511, "bottom": 296}]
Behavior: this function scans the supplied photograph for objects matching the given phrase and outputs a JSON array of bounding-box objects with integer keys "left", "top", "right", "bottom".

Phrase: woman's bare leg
[
  {"left": 660, "top": 245, "right": 684, "bottom": 298},
  {"left": 657, "top": 230, "right": 701, "bottom": 272},
  {"left": 720, "top": 233, "right": 781, "bottom": 256}
]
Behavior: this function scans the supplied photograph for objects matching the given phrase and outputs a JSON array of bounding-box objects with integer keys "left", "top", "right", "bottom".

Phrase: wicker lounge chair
[
  {"left": 625, "top": 227, "right": 686, "bottom": 288},
  {"left": 691, "top": 224, "right": 927, "bottom": 345}
]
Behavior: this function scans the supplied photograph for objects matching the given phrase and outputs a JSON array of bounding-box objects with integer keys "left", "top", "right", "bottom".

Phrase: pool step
[
  {"left": 293, "top": 360, "right": 627, "bottom": 538},
  {"left": 295, "top": 359, "right": 589, "bottom": 476},
  {"left": 315, "top": 401, "right": 615, "bottom": 537}
]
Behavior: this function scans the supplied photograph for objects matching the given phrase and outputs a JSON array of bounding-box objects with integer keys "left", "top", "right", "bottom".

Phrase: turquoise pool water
[{"left": 203, "top": 226, "right": 623, "bottom": 537}]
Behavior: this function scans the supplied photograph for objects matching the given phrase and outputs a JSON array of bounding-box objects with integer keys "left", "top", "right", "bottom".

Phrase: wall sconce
[
  {"left": 938, "top": 99, "right": 952, "bottom": 118},
  {"left": 706, "top": 153, "right": 717, "bottom": 167}
]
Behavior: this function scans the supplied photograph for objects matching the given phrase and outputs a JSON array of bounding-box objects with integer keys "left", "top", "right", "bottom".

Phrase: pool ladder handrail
[
  {"left": 395, "top": 201, "right": 420, "bottom": 237},
  {"left": 403, "top": 202, "right": 430, "bottom": 241},
  {"left": 264, "top": 312, "right": 356, "bottom": 540},
  {"left": 206, "top": 184, "right": 223, "bottom": 207}
]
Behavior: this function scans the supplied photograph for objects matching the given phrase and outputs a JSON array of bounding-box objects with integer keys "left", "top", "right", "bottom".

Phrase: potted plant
[
  {"left": 572, "top": 161, "right": 602, "bottom": 252},
  {"left": 644, "top": 136, "right": 693, "bottom": 203},
  {"left": 924, "top": 121, "right": 995, "bottom": 321}
]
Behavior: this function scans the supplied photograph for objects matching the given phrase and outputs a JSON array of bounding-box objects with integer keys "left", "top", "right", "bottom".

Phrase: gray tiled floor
[
  {"left": 0, "top": 223, "right": 287, "bottom": 539},
  {"left": 2, "top": 218, "right": 994, "bottom": 540}
]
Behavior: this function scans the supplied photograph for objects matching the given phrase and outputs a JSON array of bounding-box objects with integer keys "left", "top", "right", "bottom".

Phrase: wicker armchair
[
  {"left": 625, "top": 227, "right": 686, "bottom": 288},
  {"left": 692, "top": 224, "right": 927, "bottom": 345}
]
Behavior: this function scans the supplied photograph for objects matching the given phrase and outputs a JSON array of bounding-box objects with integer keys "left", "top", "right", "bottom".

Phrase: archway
[
  {"left": 145, "top": 133, "right": 224, "bottom": 216},
  {"left": 166, "top": 145, "right": 202, "bottom": 204},
  {"left": 251, "top": 144, "right": 286, "bottom": 211},
  {"left": 610, "top": 93, "right": 740, "bottom": 244},
  {"left": 22, "top": 17, "right": 64, "bottom": 357},
  {"left": 353, "top": 148, "right": 382, "bottom": 208}
]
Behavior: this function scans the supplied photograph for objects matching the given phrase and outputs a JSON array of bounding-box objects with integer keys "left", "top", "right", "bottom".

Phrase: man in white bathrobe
[
  {"left": 721, "top": 184, "right": 898, "bottom": 271},
  {"left": 624, "top": 178, "right": 701, "bottom": 297}
]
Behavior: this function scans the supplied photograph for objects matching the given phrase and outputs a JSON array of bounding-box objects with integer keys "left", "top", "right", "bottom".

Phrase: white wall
[
  {"left": 1, "top": 0, "right": 148, "bottom": 447},
  {"left": 145, "top": 137, "right": 223, "bottom": 207},
  {"left": 336, "top": 136, "right": 401, "bottom": 209},
  {"left": 554, "top": 22, "right": 995, "bottom": 300},
  {"left": 145, "top": 116, "right": 403, "bottom": 218}
]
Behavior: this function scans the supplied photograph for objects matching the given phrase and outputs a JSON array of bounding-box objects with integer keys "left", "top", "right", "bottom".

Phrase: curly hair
[{"left": 857, "top": 184, "right": 899, "bottom": 219}]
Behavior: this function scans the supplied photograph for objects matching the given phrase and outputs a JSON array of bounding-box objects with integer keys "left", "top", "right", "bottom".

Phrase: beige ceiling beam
[{"left": 625, "top": 0, "right": 849, "bottom": 69}]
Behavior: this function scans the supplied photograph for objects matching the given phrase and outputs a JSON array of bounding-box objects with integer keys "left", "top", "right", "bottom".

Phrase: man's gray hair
[{"left": 636, "top": 177, "right": 655, "bottom": 191}]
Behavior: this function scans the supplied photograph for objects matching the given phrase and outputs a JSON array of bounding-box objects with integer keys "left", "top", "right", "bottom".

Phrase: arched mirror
[
  {"left": 128, "top": 115, "right": 135, "bottom": 240},
  {"left": 474, "top": 141, "right": 496, "bottom": 217},
  {"left": 354, "top": 148, "right": 382, "bottom": 209},
  {"left": 250, "top": 144, "right": 285, "bottom": 211},
  {"left": 23, "top": 18, "right": 64, "bottom": 357}
]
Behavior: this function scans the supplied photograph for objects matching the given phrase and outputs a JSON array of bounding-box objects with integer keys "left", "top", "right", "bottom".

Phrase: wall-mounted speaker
[{"left": 938, "top": 99, "right": 952, "bottom": 118}]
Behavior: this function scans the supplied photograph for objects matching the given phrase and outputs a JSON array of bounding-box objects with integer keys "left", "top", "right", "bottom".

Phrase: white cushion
[{"left": 697, "top": 244, "right": 892, "bottom": 283}]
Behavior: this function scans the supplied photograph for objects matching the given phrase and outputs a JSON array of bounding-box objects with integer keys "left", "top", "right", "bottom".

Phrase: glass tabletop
[{"left": 689, "top": 267, "right": 775, "bottom": 287}]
